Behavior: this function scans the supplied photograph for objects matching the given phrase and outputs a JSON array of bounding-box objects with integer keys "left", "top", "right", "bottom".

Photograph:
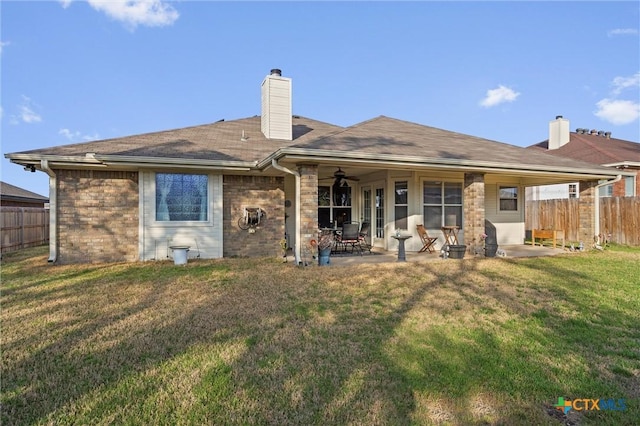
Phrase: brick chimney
[
  {"left": 548, "top": 115, "right": 570, "bottom": 150},
  {"left": 261, "top": 69, "right": 292, "bottom": 140}
]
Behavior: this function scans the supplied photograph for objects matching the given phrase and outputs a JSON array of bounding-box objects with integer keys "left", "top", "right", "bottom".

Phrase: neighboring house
[
  {"left": 0, "top": 181, "right": 49, "bottom": 208},
  {"left": 526, "top": 116, "right": 640, "bottom": 200},
  {"left": 5, "top": 70, "right": 631, "bottom": 264}
]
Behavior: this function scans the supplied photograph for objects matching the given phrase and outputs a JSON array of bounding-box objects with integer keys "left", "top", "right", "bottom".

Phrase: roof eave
[
  {"left": 260, "top": 148, "right": 627, "bottom": 179},
  {"left": 6, "top": 153, "right": 257, "bottom": 172}
]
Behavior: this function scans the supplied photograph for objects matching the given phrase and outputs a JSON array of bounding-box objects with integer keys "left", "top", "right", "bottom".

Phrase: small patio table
[{"left": 441, "top": 226, "right": 460, "bottom": 246}]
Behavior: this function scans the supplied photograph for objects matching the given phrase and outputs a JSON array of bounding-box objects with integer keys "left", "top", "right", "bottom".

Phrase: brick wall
[
  {"left": 56, "top": 170, "right": 139, "bottom": 264},
  {"left": 223, "top": 175, "right": 285, "bottom": 257},
  {"left": 611, "top": 169, "right": 639, "bottom": 197},
  {"left": 298, "top": 165, "right": 318, "bottom": 253},
  {"left": 463, "top": 173, "right": 485, "bottom": 249},
  {"left": 578, "top": 179, "right": 598, "bottom": 244}
]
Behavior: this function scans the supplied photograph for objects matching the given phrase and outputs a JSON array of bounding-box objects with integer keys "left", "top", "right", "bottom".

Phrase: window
[
  {"left": 624, "top": 176, "right": 635, "bottom": 196},
  {"left": 318, "top": 184, "right": 352, "bottom": 228},
  {"left": 423, "top": 181, "right": 462, "bottom": 228},
  {"left": 568, "top": 184, "right": 577, "bottom": 199},
  {"left": 156, "top": 173, "right": 208, "bottom": 221},
  {"left": 394, "top": 181, "right": 408, "bottom": 230},
  {"left": 499, "top": 186, "right": 518, "bottom": 211},
  {"left": 598, "top": 184, "right": 613, "bottom": 198},
  {"left": 375, "top": 188, "right": 385, "bottom": 238}
]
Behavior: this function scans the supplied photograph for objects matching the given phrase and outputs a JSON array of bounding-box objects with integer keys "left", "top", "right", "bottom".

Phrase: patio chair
[
  {"left": 358, "top": 221, "right": 372, "bottom": 253},
  {"left": 337, "top": 222, "right": 364, "bottom": 255},
  {"left": 416, "top": 224, "right": 438, "bottom": 253}
]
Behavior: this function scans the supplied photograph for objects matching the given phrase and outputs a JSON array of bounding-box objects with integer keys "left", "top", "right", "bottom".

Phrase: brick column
[
  {"left": 464, "top": 173, "right": 485, "bottom": 249},
  {"left": 298, "top": 164, "right": 319, "bottom": 253},
  {"left": 578, "top": 180, "right": 598, "bottom": 246}
]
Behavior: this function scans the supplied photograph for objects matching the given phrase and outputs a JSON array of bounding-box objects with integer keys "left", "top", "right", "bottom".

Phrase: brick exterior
[
  {"left": 223, "top": 175, "right": 285, "bottom": 257},
  {"left": 463, "top": 173, "right": 485, "bottom": 250},
  {"left": 298, "top": 165, "right": 319, "bottom": 256},
  {"left": 56, "top": 170, "right": 139, "bottom": 264},
  {"left": 611, "top": 169, "right": 639, "bottom": 197},
  {"left": 578, "top": 179, "right": 598, "bottom": 245}
]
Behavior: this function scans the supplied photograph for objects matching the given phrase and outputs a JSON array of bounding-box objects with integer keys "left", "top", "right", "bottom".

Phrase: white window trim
[
  {"left": 420, "top": 179, "right": 464, "bottom": 228},
  {"left": 151, "top": 172, "right": 215, "bottom": 228},
  {"left": 497, "top": 184, "right": 520, "bottom": 213}
]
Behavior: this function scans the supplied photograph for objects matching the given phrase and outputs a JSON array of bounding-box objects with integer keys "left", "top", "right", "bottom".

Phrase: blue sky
[{"left": 2, "top": 1, "right": 639, "bottom": 198}]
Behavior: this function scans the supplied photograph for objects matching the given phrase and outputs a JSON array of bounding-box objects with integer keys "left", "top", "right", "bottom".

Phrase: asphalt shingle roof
[
  {"left": 8, "top": 115, "right": 624, "bottom": 173},
  {"left": 527, "top": 132, "right": 640, "bottom": 165},
  {"left": 0, "top": 181, "right": 48, "bottom": 201},
  {"left": 289, "top": 116, "right": 615, "bottom": 170},
  {"left": 16, "top": 116, "right": 343, "bottom": 163}
]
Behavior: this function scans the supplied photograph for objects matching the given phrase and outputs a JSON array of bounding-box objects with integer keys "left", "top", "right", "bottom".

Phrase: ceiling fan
[{"left": 319, "top": 168, "right": 360, "bottom": 184}]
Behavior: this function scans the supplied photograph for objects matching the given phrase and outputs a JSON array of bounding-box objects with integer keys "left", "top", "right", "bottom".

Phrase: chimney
[
  {"left": 548, "top": 115, "right": 570, "bottom": 150},
  {"left": 261, "top": 68, "right": 292, "bottom": 140}
]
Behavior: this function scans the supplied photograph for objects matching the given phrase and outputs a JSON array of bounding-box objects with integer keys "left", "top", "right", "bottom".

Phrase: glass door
[{"left": 361, "top": 185, "right": 384, "bottom": 247}]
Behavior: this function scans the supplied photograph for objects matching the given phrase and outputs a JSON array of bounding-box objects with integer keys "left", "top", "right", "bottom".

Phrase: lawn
[{"left": 1, "top": 245, "right": 639, "bottom": 425}]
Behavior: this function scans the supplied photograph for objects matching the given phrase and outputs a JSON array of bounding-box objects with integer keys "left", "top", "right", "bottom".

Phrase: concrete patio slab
[{"left": 301, "top": 244, "right": 569, "bottom": 266}]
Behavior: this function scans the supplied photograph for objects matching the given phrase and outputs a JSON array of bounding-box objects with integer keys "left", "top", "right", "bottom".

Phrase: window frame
[
  {"left": 394, "top": 180, "right": 408, "bottom": 230},
  {"left": 421, "top": 180, "right": 463, "bottom": 229},
  {"left": 317, "top": 183, "right": 352, "bottom": 228},
  {"left": 152, "top": 172, "right": 212, "bottom": 226},
  {"left": 498, "top": 185, "right": 520, "bottom": 212}
]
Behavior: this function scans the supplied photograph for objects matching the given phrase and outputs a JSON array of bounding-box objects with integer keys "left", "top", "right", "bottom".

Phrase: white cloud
[
  {"left": 85, "top": 0, "right": 179, "bottom": 29},
  {"left": 607, "top": 28, "right": 639, "bottom": 37},
  {"left": 59, "top": 0, "right": 73, "bottom": 9},
  {"left": 594, "top": 99, "right": 640, "bottom": 125},
  {"left": 15, "top": 96, "right": 42, "bottom": 124},
  {"left": 0, "top": 41, "right": 10, "bottom": 54},
  {"left": 611, "top": 72, "right": 640, "bottom": 95},
  {"left": 479, "top": 85, "right": 520, "bottom": 108},
  {"left": 59, "top": 128, "right": 100, "bottom": 142}
]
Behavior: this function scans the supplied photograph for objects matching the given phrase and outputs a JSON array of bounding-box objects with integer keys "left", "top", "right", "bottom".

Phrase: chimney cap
[
  {"left": 270, "top": 68, "right": 282, "bottom": 76},
  {"left": 555, "top": 115, "right": 563, "bottom": 119}
]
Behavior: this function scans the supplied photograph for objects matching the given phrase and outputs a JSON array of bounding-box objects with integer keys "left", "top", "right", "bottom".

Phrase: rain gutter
[
  {"left": 257, "top": 148, "right": 629, "bottom": 179},
  {"left": 40, "top": 160, "right": 57, "bottom": 263}
]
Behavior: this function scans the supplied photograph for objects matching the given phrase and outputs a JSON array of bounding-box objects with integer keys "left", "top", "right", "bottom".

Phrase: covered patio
[{"left": 289, "top": 244, "right": 569, "bottom": 266}]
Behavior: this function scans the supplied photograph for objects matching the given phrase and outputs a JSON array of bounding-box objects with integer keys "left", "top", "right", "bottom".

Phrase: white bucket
[{"left": 170, "top": 246, "right": 189, "bottom": 265}]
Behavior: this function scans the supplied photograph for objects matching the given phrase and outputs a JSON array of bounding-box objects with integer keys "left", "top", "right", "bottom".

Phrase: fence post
[{"left": 20, "top": 207, "right": 25, "bottom": 250}]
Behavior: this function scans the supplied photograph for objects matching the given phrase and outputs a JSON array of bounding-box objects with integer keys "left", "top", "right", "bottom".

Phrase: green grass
[{"left": 1, "top": 245, "right": 639, "bottom": 425}]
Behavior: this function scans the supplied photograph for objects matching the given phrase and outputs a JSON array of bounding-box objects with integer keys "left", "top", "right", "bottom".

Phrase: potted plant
[{"left": 317, "top": 231, "right": 334, "bottom": 266}]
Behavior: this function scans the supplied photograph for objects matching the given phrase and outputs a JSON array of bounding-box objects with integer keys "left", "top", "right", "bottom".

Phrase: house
[
  {"left": 5, "top": 69, "right": 632, "bottom": 264},
  {"left": 526, "top": 116, "right": 640, "bottom": 200},
  {"left": 0, "top": 181, "right": 49, "bottom": 208}
]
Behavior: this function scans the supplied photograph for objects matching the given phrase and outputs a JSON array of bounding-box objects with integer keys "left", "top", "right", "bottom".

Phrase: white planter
[{"left": 170, "top": 246, "right": 190, "bottom": 265}]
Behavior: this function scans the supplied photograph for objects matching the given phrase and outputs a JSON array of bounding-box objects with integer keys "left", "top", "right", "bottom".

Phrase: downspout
[
  {"left": 40, "top": 160, "right": 57, "bottom": 263},
  {"left": 594, "top": 175, "right": 622, "bottom": 243},
  {"left": 271, "top": 159, "right": 301, "bottom": 264}
]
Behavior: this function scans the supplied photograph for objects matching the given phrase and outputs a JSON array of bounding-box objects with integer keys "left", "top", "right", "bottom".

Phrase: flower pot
[
  {"left": 485, "top": 243, "right": 498, "bottom": 258},
  {"left": 318, "top": 247, "right": 331, "bottom": 265},
  {"left": 448, "top": 245, "right": 467, "bottom": 259}
]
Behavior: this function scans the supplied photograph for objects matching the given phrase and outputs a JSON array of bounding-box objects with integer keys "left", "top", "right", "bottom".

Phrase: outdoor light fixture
[{"left": 24, "top": 165, "right": 36, "bottom": 172}]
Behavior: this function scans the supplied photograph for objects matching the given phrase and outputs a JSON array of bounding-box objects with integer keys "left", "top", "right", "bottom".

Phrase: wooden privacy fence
[
  {"left": 526, "top": 197, "right": 640, "bottom": 246},
  {"left": 1, "top": 207, "right": 50, "bottom": 254}
]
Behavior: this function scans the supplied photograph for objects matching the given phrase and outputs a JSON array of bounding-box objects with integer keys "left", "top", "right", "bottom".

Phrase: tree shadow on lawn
[
  {"left": 2, "top": 254, "right": 638, "bottom": 425},
  {"left": 416, "top": 255, "right": 640, "bottom": 424}
]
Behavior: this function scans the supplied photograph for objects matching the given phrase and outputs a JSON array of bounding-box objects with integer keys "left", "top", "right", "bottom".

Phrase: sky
[{"left": 2, "top": 1, "right": 639, "bottom": 198}]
